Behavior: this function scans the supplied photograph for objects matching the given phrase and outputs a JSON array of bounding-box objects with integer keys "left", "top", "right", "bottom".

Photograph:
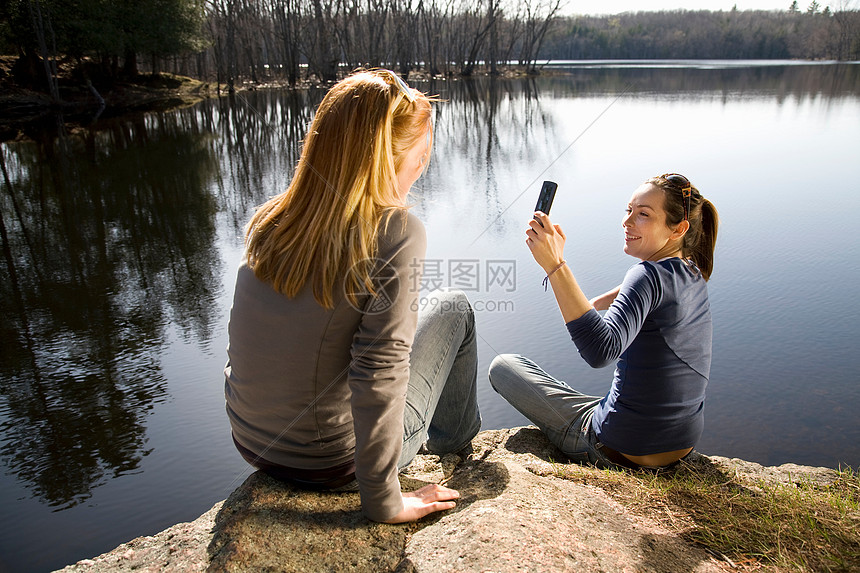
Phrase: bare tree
[
  {"left": 418, "top": 0, "right": 454, "bottom": 75},
  {"left": 24, "top": 0, "right": 61, "bottom": 102},
  {"left": 487, "top": 0, "right": 499, "bottom": 74},
  {"left": 518, "top": 0, "right": 563, "bottom": 74},
  {"left": 332, "top": 0, "right": 360, "bottom": 70},
  {"left": 459, "top": 0, "right": 496, "bottom": 76},
  {"left": 205, "top": 0, "right": 238, "bottom": 91},
  {"left": 367, "top": 0, "right": 391, "bottom": 66},
  {"left": 276, "top": 0, "right": 304, "bottom": 85},
  {"left": 306, "top": 0, "right": 338, "bottom": 81},
  {"left": 391, "top": 0, "right": 420, "bottom": 73}
]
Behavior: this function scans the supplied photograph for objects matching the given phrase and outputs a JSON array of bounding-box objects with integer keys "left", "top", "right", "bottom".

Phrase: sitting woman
[
  {"left": 490, "top": 174, "right": 718, "bottom": 470},
  {"left": 225, "top": 70, "right": 481, "bottom": 523}
]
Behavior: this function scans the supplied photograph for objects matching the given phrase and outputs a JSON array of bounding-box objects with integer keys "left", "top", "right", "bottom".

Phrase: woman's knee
[
  {"left": 488, "top": 353, "right": 524, "bottom": 394},
  {"left": 433, "top": 289, "right": 473, "bottom": 317},
  {"left": 423, "top": 289, "right": 475, "bottom": 336}
]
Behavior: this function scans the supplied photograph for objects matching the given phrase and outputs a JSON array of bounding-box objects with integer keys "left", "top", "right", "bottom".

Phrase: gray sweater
[{"left": 225, "top": 210, "right": 426, "bottom": 521}]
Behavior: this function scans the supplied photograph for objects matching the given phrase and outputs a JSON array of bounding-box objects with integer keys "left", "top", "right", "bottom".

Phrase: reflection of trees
[
  {"left": 421, "top": 77, "right": 557, "bottom": 237},
  {"left": 416, "top": 77, "right": 562, "bottom": 238},
  {"left": 0, "top": 87, "right": 315, "bottom": 508},
  {"left": 203, "top": 89, "right": 316, "bottom": 233},
  {"left": 539, "top": 63, "right": 860, "bottom": 101},
  {"left": 0, "top": 112, "right": 220, "bottom": 508}
]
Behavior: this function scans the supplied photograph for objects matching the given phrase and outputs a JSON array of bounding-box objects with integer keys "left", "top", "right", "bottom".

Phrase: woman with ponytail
[
  {"left": 491, "top": 174, "right": 718, "bottom": 470},
  {"left": 225, "top": 70, "right": 480, "bottom": 523}
]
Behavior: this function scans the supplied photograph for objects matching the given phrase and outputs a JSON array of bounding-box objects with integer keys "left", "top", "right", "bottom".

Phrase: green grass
[{"left": 552, "top": 460, "right": 860, "bottom": 572}]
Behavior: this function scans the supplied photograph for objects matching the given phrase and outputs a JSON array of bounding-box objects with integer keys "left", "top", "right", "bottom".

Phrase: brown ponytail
[
  {"left": 647, "top": 175, "right": 720, "bottom": 281},
  {"left": 689, "top": 198, "right": 718, "bottom": 280}
]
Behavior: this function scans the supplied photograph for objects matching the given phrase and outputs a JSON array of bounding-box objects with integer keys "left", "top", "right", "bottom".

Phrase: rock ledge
[{"left": 58, "top": 427, "right": 840, "bottom": 572}]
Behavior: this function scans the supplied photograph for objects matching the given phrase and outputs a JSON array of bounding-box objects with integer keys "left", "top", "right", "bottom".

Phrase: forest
[
  {"left": 1, "top": 0, "right": 859, "bottom": 95},
  {"left": 547, "top": 4, "right": 860, "bottom": 60}
]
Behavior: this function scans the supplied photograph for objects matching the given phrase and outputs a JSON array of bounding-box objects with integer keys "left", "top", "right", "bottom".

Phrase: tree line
[
  {"left": 1, "top": 0, "right": 207, "bottom": 97},
  {"left": 133, "top": 1, "right": 860, "bottom": 88},
  {"left": 547, "top": 6, "right": 860, "bottom": 61},
  {"left": 180, "top": 0, "right": 565, "bottom": 90},
  {"left": 1, "top": 0, "right": 858, "bottom": 98}
]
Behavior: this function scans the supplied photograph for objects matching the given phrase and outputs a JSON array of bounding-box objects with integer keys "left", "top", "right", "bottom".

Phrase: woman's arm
[
  {"left": 350, "top": 212, "right": 464, "bottom": 523},
  {"left": 527, "top": 212, "right": 592, "bottom": 323},
  {"left": 590, "top": 286, "right": 621, "bottom": 311},
  {"left": 528, "top": 212, "right": 661, "bottom": 369},
  {"left": 568, "top": 263, "right": 661, "bottom": 368},
  {"left": 349, "top": 213, "right": 425, "bottom": 521}
]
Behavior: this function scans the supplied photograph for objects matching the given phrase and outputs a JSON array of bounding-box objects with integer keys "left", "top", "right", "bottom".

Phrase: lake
[{"left": 1, "top": 60, "right": 859, "bottom": 571}]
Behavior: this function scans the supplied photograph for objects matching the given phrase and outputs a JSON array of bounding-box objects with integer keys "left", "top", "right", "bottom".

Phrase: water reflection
[
  {"left": 0, "top": 88, "right": 325, "bottom": 510},
  {"left": 422, "top": 76, "right": 562, "bottom": 240},
  {"left": 0, "top": 60, "right": 857, "bottom": 528},
  {"left": 542, "top": 61, "right": 860, "bottom": 99},
  {"left": 0, "top": 113, "right": 222, "bottom": 508},
  {"left": 206, "top": 90, "right": 318, "bottom": 232}
]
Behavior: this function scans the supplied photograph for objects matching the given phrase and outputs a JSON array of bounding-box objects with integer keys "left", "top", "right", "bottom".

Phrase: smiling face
[{"left": 623, "top": 183, "right": 687, "bottom": 261}]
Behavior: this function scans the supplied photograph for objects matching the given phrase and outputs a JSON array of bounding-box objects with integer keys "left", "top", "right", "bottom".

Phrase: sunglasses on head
[
  {"left": 382, "top": 70, "right": 416, "bottom": 103},
  {"left": 662, "top": 173, "right": 692, "bottom": 221}
]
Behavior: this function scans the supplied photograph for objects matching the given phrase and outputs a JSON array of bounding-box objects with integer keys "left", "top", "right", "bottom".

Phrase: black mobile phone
[{"left": 534, "top": 180, "right": 558, "bottom": 227}]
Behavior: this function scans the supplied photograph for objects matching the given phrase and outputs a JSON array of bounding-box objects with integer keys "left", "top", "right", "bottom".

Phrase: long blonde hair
[{"left": 245, "top": 70, "right": 433, "bottom": 308}]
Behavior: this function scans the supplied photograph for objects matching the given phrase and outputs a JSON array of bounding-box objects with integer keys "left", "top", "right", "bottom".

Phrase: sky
[{"left": 571, "top": 0, "right": 814, "bottom": 15}]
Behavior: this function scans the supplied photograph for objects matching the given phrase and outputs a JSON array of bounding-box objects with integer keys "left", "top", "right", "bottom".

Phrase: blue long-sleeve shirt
[{"left": 566, "top": 258, "right": 712, "bottom": 456}]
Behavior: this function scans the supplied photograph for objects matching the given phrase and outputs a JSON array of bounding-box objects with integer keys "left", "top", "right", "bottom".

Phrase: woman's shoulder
[
  {"left": 379, "top": 209, "right": 427, "bottom": 250},
  {"left": 632, "top": 259, "right": 707, "bottom": 306},
  {"left": 637, "top": 258, "right": 702, "bottom": 281},
  {"left": 624, "top": 259, "right": 661, "bottom": 283},
  {"left": 385, "top": 208, "right": 425, "bottom": 229},
  {"left": 621, "top": 258, "right": 702, "bottom": 298}
]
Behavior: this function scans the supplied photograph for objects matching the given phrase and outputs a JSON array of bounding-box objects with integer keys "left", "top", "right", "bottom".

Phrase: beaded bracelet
[{"left": 542, "top": 260, "right": 566, "bottom": 291}]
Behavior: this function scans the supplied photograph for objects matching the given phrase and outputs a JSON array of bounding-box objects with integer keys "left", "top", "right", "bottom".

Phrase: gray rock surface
[
  {"left": 59, "top": 503, "right": 221, "bottom": 572},
  {"left": 58, "top": 427, "right": 840, "bottom": 572}
]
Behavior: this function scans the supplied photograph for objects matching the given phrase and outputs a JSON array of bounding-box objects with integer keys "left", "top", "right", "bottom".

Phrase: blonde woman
[{"left": 225, "top": 70, "right": 480, "bottom": 523}]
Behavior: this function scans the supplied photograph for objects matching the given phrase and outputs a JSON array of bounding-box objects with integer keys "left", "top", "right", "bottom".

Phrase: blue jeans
[
  {"left": 489, "top": 353, "right": 619, "bottom": 468},
  {"left": 399, "top": 290, "right": 482, "bottom": 469}
]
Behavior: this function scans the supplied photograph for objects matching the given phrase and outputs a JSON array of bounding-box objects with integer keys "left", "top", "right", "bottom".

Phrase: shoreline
[
  {"left": 4, "top": 58, "right": 856, "bottom": 143},
  {"left": 0, "top": 66, "right": 218, "bottom": 143},
  {"left": 0, "top": 57, "right": 537, "bottom": 143}
]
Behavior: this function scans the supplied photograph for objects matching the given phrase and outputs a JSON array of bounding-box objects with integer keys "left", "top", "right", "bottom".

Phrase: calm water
[{"left": 1, "top": 61, "right": 859, "bottom": 571}]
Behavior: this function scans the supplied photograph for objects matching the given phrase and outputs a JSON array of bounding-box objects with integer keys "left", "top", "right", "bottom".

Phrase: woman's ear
[{"left": 671, "top": 220, "right": 690, "bottom": 240}]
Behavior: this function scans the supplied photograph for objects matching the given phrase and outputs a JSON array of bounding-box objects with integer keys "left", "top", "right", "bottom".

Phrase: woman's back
[
  {"left": 225, "top": 70, "right": 477, "bottom": 524},
  {"left": 571, "top": 258, "right": 712, "bottom": 456},
  {"left": 226, "top": 211, "right": 426, "bottom": 470}
]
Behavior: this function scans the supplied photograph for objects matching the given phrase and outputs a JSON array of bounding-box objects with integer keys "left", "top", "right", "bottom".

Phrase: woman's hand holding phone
[
  {"left": 528, "top": 180, "right": 566, "bottom": 272},
  {"left": 527, "top": 212, "right": 566, "bottom": 273},
  {"left": 527, "top": 181, "right": 594, "bottom": 323}
]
